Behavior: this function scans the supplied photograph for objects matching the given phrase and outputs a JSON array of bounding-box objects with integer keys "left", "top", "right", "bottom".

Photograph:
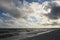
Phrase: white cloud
[
  {"left": 0, "top": 0, "right": 28, "bottom": 18},
  {"left": 0, "top": 0, "right": 60, "bottom": 28},
  {"left": 0, "top": 19, "right": 3, "bottom": 24}
]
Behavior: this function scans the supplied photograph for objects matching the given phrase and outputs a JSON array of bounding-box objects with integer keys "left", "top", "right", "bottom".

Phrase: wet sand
[{"left": 0, "top": 28, "right": 59, "bottom": 40}]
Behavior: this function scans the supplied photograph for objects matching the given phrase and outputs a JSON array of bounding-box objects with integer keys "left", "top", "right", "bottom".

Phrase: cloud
[
  {"left": 0, "top": 0, "right": 35, "bottom": 28},
  {"left": 0, "top": 19, "right": 3, "bottom": 24},
  {"left": 0, "top": 0, "right": 60, "bottom": 28},
  {"left": 0, "top": 0, "right": 21, "bottom": 18},
  {"left": 0, "top": 0, "right": 32, "bottom": 19},
  {"left": 44, "top": 1, "right": 60, "bottom": 20},
  {"left": 46, "top": 6, "right": 60, "bottom": 19}
]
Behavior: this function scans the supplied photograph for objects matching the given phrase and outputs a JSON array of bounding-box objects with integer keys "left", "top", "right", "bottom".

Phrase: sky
[
  {"left": 0, "top": 0, "right": 60, "bottom": 28},
  {"left": 20, "top": 0, "right": 51, "bottom": 3}
]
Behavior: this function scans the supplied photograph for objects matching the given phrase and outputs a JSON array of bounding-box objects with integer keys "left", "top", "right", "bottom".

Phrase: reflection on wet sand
[{"left": 0, "top": 28, "right": 57, "bottom": 40}]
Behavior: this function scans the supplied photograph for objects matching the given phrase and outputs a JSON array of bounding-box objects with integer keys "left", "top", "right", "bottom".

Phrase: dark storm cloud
[{"left": 45, "top": 6, "right": 60, "bottom": 20}]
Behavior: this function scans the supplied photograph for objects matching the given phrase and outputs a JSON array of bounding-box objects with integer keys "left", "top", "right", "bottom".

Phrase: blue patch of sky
[
  {"left": 30, "top": 16, "right": 38, "bottom": 22},
  {"left": 0, "top": 10, "right": 12, "bottom": 22},
  {"left": 27, "top": 16, "right": 38, "bottom": 23},
  {"left": 20, "top": 0, "right": 52, "bottom": 4}
]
